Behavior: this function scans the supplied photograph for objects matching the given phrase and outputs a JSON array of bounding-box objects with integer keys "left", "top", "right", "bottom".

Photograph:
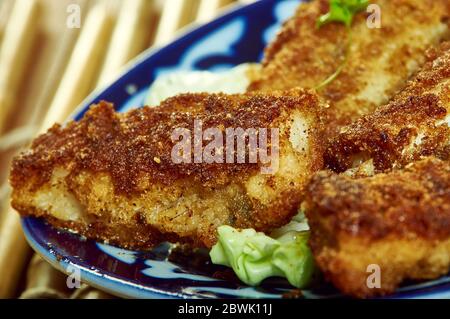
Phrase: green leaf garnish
[
  {"left": 210, "top": 225, "right": 314, "bottom": 288},
  {"left": 317, "top": 0, "right": 369, "bottom": 28}
]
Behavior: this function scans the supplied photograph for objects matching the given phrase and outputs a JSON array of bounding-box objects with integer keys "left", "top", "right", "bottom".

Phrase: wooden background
[{"left": 0, "top": 0, "right": 255, "bottom": 298}]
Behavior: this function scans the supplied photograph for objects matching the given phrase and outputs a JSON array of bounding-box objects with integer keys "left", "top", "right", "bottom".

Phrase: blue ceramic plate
[{"left": 22, "top": 0, "right": 450, "bottom": 299}]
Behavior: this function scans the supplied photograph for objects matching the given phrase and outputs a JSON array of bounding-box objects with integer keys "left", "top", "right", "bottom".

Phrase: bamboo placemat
[{"left": 0, "top": 0, "right": 252, "bottom": 299}]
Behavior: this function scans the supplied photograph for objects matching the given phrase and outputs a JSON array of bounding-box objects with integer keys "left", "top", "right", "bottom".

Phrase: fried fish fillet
[
  {"left": 326, "top": 42, "right": 450, "bottom": 173},
  {"left": 248, "top": 0, "right": 450, "bottom": 136},
  {"left": 10, "top": 89, "right": 325, "bottom": 249},
  {"left": 305, "top": 43, "right": 450, "bottom": 298},
  {"left": 305, "top": 157, "right": 450, "bottom": 298}
]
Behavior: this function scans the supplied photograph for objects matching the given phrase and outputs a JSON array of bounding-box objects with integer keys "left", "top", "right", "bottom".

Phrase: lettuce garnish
[{"left": 210, "top": 221, "right": 314, "bottom": 288}]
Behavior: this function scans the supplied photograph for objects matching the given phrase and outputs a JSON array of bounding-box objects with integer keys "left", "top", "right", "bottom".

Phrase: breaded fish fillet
[
  {"left": 10, "top": 89, "right": 325, "bottom": 249},
  {"left": 248, "top": 0, "right": 450, "bottom": 136},
  {"left": 305, "top": 157, "right": 450, "bottom": 298},
  {"left": 326, "top": 42, "right": 450, "bottom": 173}
]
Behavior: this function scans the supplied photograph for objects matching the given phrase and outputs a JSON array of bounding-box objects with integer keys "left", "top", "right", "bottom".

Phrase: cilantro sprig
[
  {"left": 317, "top": 0, "right": 369, "bottom": 28},
  {"left": 314, "top": 0, "right": 369, "bottom": 89}
]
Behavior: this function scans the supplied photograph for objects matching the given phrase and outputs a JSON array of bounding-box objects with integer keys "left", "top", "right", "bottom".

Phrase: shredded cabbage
[{"left": 210, "top": 217, "right": 314, "bottom": 288}]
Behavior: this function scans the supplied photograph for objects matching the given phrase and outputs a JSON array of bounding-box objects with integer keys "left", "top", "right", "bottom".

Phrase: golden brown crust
[
  {"left": 304, "top": 41, "right": 450, "bottom": 298},
  {"left": 248, "top": 0, "right": 450, "bottom": 137},
  {"left": 326, "top": 43, "right": 450, "bottom": 172},
  {"left": 306, "top": 158, "right": 450, "bottom": 241},
  {"left": 305, "top": 157, "right": 450, "bottom": 297},
  {"left": 11, "top": 89, "right": 321, "bottom": 195},
  {"left": 10, "top": 89, "right": 326, "bottom": 249}
]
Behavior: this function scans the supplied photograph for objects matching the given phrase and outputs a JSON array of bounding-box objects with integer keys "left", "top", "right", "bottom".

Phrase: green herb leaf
[
  {"left": 210, "top": 224, "right": 314, "bottom": 288},
  {"left": 317, "top": 0, "right": 369, "bottom": 28},
  {"left": 315, "top": 0, "right": 368, "bottom": 89}
]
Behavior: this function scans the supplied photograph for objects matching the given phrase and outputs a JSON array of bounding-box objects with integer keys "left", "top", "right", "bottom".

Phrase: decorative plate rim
[{"left": 22, "top": 217, "right": 188, "bottom": 299}]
